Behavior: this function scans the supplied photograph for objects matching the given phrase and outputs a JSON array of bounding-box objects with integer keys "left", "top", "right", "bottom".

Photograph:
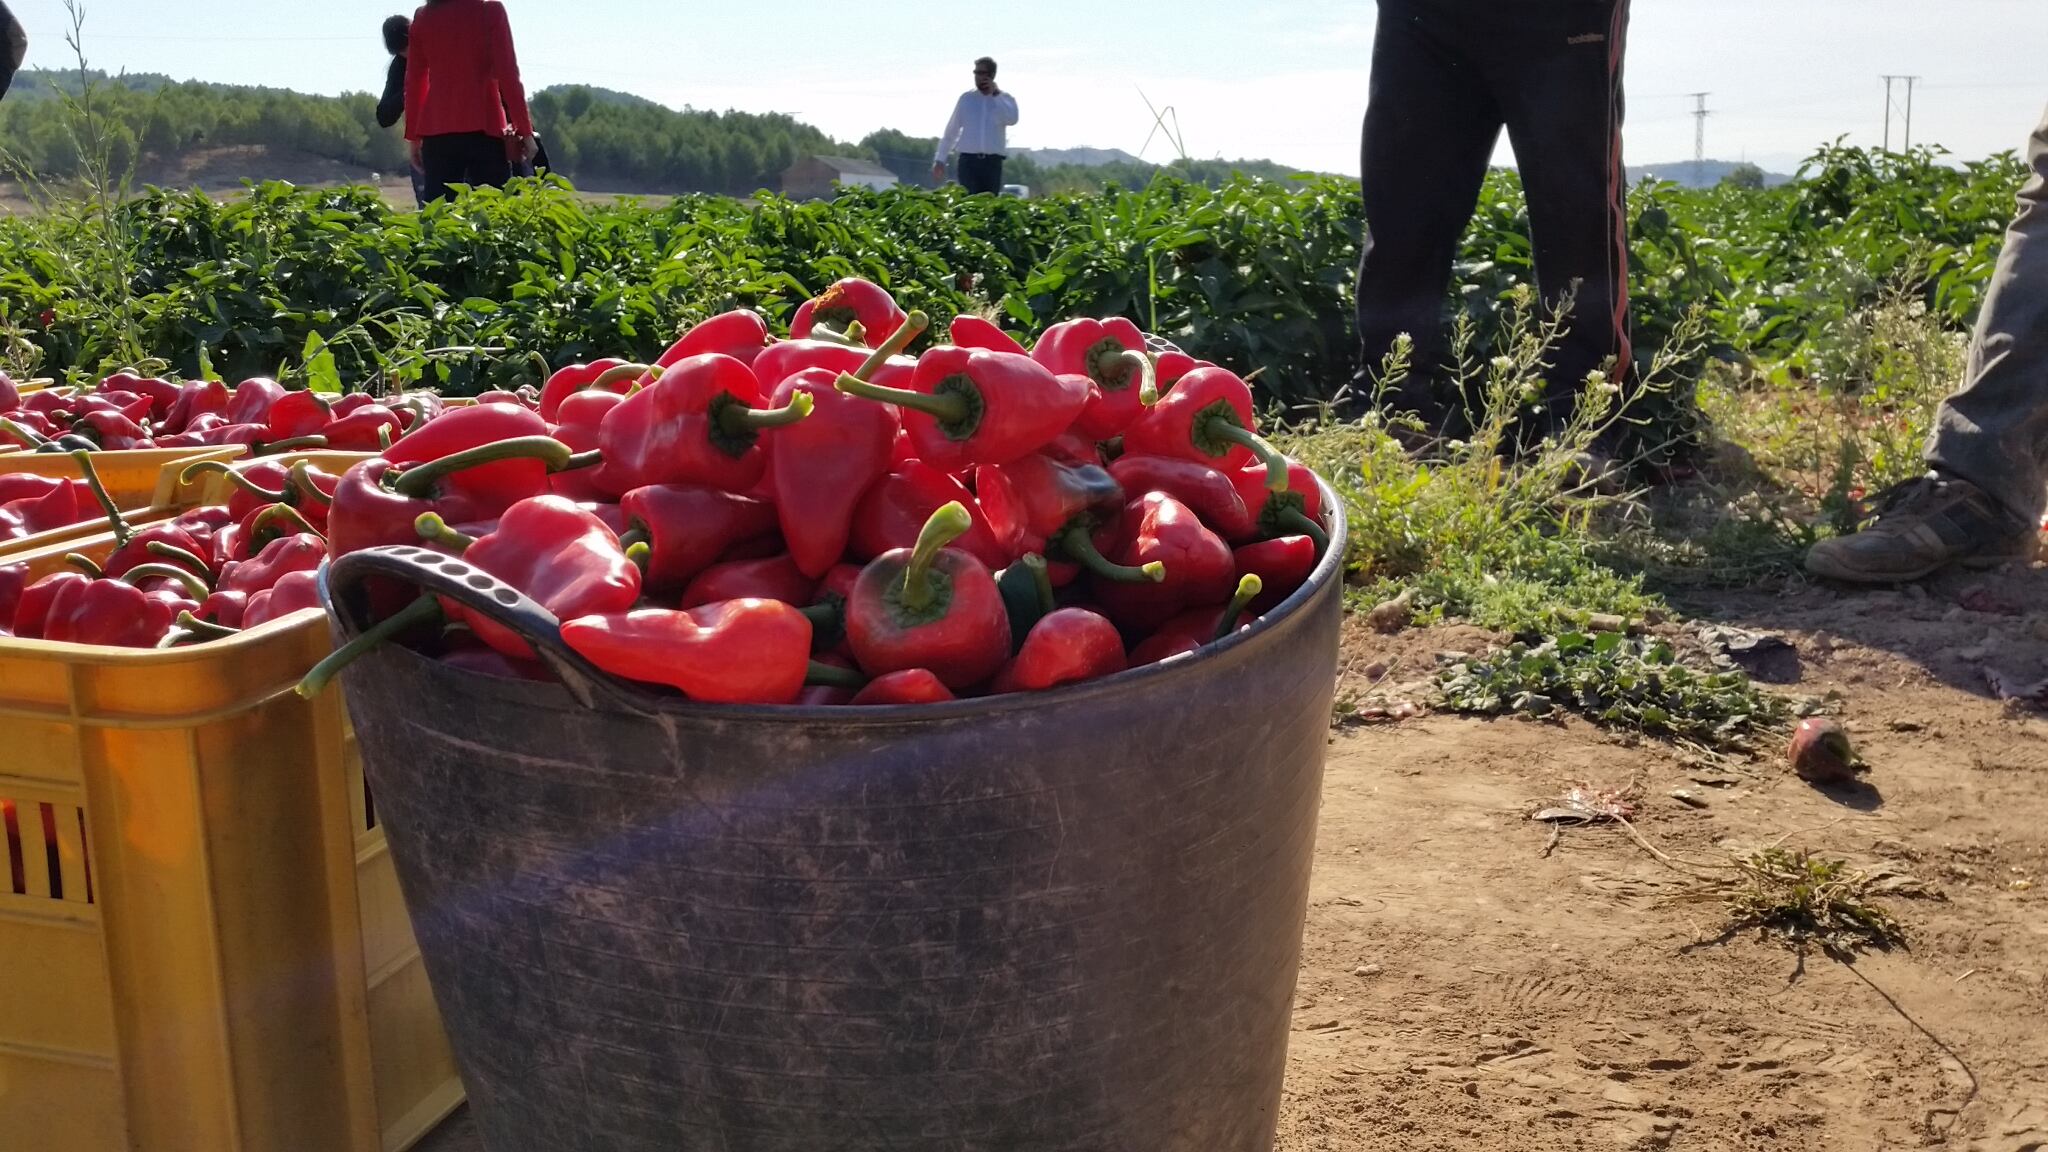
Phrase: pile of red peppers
[{"left": 4, "top": 280, "right": 1330, "bottom": 700}]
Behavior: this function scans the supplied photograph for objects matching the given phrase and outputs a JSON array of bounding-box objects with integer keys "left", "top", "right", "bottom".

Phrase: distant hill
[
  {"left": 538, "top": 85, "right": 667, "bottom": 112},
  {"left": 1627, "top": 159, "right": 1793, "bottom": 189},
  {"left": 1014, "top": 146, "right": 1143, "bottom": 168}
]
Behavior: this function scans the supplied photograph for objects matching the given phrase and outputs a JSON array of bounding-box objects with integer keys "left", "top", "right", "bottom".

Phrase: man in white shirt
[{"left": 932, "top": 57, "right": 1019, "bottom": 195}]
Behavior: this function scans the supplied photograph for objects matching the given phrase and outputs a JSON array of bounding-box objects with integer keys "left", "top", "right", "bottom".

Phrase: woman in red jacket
[{"left": 403, "top": 0, "right": 534, "bottom": 203}]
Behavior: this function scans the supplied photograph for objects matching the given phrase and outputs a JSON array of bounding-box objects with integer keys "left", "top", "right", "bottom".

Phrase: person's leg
[
  {"left": 959, "top": 154, "right": 1000, "bottom": 195},
  {"left": 419, "top": 135, "right": 462, "bottom": 203},
  {"left": 1493, "top": 0, "right": 1633, "bottom": 439},
  {"left": 1928, "top": 107, "right": 2048, "bottom": 525},
  {"left": 1351, "top": 0, "right": 1505, "bottom": 427},
  {"left": 462, "top": 132, "right": 512, "bottom": 190},
  {"left": 1806, "top": 106, "right": 2048, "bottom": 583}
]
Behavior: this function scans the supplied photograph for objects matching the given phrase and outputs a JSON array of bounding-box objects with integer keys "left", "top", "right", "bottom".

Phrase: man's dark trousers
[
  {"left": 1354, "top": 0, "right": 1634, "bottom": 434},
  {"left": 957, "top": 152, "right": 1005, "bottom": 195}
]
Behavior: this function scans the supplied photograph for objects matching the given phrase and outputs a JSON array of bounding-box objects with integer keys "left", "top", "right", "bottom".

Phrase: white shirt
[{"left": 935, "top": 89, "right": 1020, "bottom": 161}]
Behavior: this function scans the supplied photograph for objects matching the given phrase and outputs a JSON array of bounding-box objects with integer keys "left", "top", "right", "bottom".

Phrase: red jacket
[{"left": 403, "top": 0, "right": 533, "bottom": 141}]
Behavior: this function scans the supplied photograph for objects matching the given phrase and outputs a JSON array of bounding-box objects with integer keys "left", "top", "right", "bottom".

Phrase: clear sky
[{"left": 9, "top": 0, "right": 2046, "bottom": 175}]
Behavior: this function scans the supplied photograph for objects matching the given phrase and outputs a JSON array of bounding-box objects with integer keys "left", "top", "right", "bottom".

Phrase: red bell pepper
[
  {"left": 0, "top": 474, "right": 66, "bottom": 504},
  {"left": 538, "top": 358, "right": 641, "bottom": 422},
  {"left": 196, "top": 588, "right": 250, "bottom": 628},
  {"left": 12, "top": 572, "right": 87, "bottom": 638},
  {"left": 1232, "top": 459, "right": 1329, "bottom": 551},
  {"left": 1091, "top": 492, "right": 1238, "bottom": 632},
  {"left": 1130, "top": 574, "right": 1264, "bottom": 665},
  {"left": 225, "top": 377, "right": 287, "bottom": 426},
  {"left": 849, "top": 460, "right": 1010, "bottom": 570},
  {"left": 37, "top": 576, "right": 176, "bottom": 647},
  {"left": 2, "top": 412, "right": 55, "bottom": 446},
  {"left": 1031, "top": 317, "right": 1152, "bottom": 440},
  {"left": 769, "top": 358, "right": 900, "bottom": 577},
  {"left": 1233, "top": 535, "right": 1317, "bottom": 614},
  {"left": 680, "top": 554, "right": 816, "bottom": 610},
  {"left": 179, "top": 458, "right": 325, "bottom": 526},
  {"left": 1122, "top": 366, "right": 1290, "bottom": 491},
  {"left": 561, "top": 599, "right": 816, "bottom": 704},
  {"left": 236, "top": 569, "right": 320, "bottom": 629},
  {"left": 73, "top": 410, "right": 152, "bottom": 450},
  {"left": 752, "top": 339, "right": 873, "bottom": 394},
  {"left": 836, "top": 339, "right": 1088, "bottom": 471},
  {"left": 100, "top": 371, "right": 182, "bottom": 421},
  {"left": 386, "top": 403, "right": 564, "bottom": 514},
  {"left": 547, "top": 389, "right": 628, "bottom": 501},
  {"left": 438, "top": 639, "right": 555, "bottom": 682},
  {"left": 219, "top": 532, "right": 326, "bottom": 596},
  {"left": 0, "top": 369, "right": 15, "bottom": 413},
  {"left": 991, "top": 607, "right": 1127, "bottom": 694},
  {"left": 948, "top": 314, "right": 1027, "bottom": 356},
  {"left": 850, "top": 668, "right": 956, "bottom": 705},
  {"left": 322, "top": 404, "right": 406, "bottom": 451},
  {"left": 164, "top": 378, "right": 232, "bottom": 431},
  {"left": 267, "top": 390, "right": 332, "bottom": 440},
  {"left": 1154, "top": 349, "right": 1205, "bottom": 391},
  {"left": 1108, "top": 454, "right": 1259, "bottom": 542},
  {"left": 1, "top": 481, "right": 84, "bottom": 539},
  {"left": 644, "top": 308, "right": 772, "bottom": 383},
  {"left": 20, "top": 391, "right": 72, "bottom": 419},
  {"left": 845, "top": 501, "right": 1010, "bottom": 689},
  {"left": 617, "top": 483, "right": 780, "bottom": 593},
  {"left": 326, "top": 436, "right": 571, "bottom": 558},
  {"left": 974, "top": 453, "right": 1124, "bottom": 558},
  {"left": 0, "top": 562, "right": 27, "bottom": 630},
  {"left": 790, "top": 277, "right": 908, "bottom": 349},
  {"left": 413, "top": 495, "right": 643, "bottom": 659},
  {"left": 103, "top": 523, "right": 212, "bottom": 580},
  {"left": 595, "top": 353, "right": 812, "bottom": 495}
]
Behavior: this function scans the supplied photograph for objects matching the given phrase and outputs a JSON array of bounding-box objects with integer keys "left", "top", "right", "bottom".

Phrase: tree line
[{"left": 0, "top": 70, "right": 1310, "bottom": 198}]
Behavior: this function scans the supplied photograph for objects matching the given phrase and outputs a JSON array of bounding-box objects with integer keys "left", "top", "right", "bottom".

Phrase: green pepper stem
[
  {"left": 833, "top": 372, "right": 969, "bottom": 423},
  {"left": 249, "top": 503, "right": 324, "bottom": 542},
  {"left": 62, "top": 552, "right": 103, "bottom": 578},
  {"left": 900, "top": 500, "right": 972, "bottom": 613},
  {"left": 296, "top": 595, "right": 441, "bottom": 699},
  {"left": 617, "top": 526, "right": 649, "bottom": 551},
  {"left": 175, "top": 610, "right": 242, "bottom": 641},
  {"left": 255, "top": 435, "right": 330, "bottom": 454},
  {"left": 1214, "top": 574, "right": 1264, "bottom": 642},
  {"left": 558, "top": 449, "right": 603, "bottom": 472},
  {"left": 414, "top": 512, "right": 477, "bottom": 553},
  {"left": 591, "top": 362, "right": 652, "bottom": 391},
  {"left": 526, "top": 351, "right": 552, "bottom": 386},
  {"left": 146, "top": 540, "right": 215, "bottom": 576},
  {"left": 389, "top": 436, "right": 574, "bottom": 499},
  {"left": 1123, "top": 350, "right": 1161, "bottom": 406},
  {"left": 718, "top": 390, "right": 814, "bottom": 434},
  {"left": 805, "top": 661, "right": 869, "bottom": 690},
  {"left": 1276, "top": 507, "right": 1329, "bottom": 553},
  {"left": 1, "top": 416, "right": 48, "bottom": 447},
  {"left": 121, "top": 563, "right": 211, "bottom": 600},
  {"left": 1020, "top": 552, "right": 1055, "bottom": 614},
  {"left": 288, "top": 461, "right": 334, "bottom": 506},
  {"left": 377, "top": 422, "right": 394, "bottom": 450},
  {"left": 1056, "top": 523, "right": 1166, "bottom": 584},
  {"left": 183, "top": 459, "right": 289, "bottom": 502},
  {"left": 851, "top": 309, "right": 929, "bottom": 383},
  {"left": 1206, "top": 418, "right": 1292, "bottom": 492},
  {"left": 807, "top": 322, "right": 860, "bottom": 347},
  {"left": 798, "top": 602, "right": 840, "bottom": 630},
  {"left": 623, "top": 541, "right": 650, "bottom": 571},
  {"left": 70, "top": 449, "right": 132, "bottom": 545}
]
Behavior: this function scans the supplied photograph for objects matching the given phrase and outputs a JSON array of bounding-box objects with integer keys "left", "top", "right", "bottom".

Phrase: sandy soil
[{"left": 418, "top": 562, "right": 2048, "bottom": 1151}]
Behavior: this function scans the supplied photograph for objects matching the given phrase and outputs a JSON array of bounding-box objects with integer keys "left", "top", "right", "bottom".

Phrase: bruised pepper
[
  {"left": 414, "top": 495, "right": 642, "bottom": 659},
  {"left": 845, "top": 501, "right": 1010, "bottom": 689},
  {"left": 594, "top": 353, "right": 813, "bottom": 495},
  {"left": 834, "top": 315, "right": 1088, "bottom": 470}
]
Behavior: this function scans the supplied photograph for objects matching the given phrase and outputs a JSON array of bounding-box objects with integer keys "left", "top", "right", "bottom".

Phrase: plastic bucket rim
[{"left": 337, "top": 476, "right": 1348, "bottom": 726}]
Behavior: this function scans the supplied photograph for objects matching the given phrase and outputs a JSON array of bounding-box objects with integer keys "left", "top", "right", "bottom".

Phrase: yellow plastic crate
[{"left": 0, "top": 529, "right": 461, "bottom": 1152}]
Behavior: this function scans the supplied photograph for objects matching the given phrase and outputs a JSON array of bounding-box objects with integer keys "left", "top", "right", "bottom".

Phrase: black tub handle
[{"left": 321, "top": 545, "right": 665, "bottom": 713}]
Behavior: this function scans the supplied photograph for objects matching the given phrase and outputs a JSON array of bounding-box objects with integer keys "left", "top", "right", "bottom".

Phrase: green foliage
[
  {"left": 1719, "top": 848, "right": 1908, "bottom": 958},
  {"left": 1437, "top": 631, "right": 1790, "bottom": 751}
]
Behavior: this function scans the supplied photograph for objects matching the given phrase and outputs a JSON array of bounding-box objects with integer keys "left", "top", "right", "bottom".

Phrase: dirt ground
[{"left": 418, "top": 561, "right": 2048, "bottom": 1151}]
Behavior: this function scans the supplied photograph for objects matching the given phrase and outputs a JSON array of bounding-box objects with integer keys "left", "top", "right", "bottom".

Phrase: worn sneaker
[{"left": 1803, "top": 474, "right": 2036, "bottom": 584}]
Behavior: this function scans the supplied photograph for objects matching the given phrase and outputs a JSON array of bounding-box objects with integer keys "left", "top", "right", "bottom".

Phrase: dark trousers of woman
[
  {"left": 420, "top": 132, "right": 511, "bottom": 203},
  {"left": 1353, "top": 0, "right": 1633, "bottom": 437}
]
